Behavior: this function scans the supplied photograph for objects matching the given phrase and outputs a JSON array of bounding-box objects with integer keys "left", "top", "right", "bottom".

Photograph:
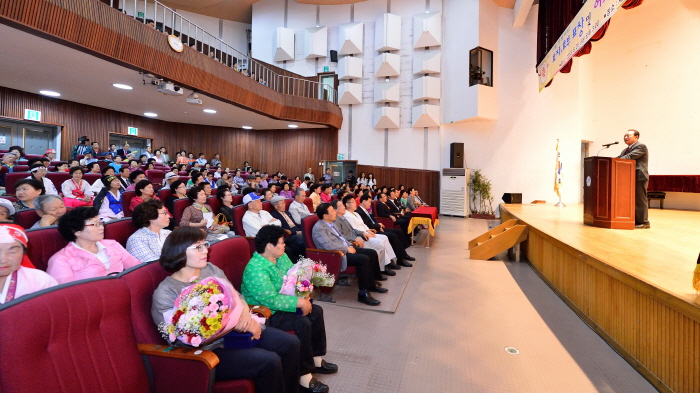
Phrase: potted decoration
[{"left": 470, "top": 169, "right": 495, "bottom": 219}]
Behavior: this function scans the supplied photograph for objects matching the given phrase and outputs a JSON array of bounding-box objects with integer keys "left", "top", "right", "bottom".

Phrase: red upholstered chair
[
  {"left": 83, "top": 173, "right": 102, "bottom": 186},
  {"left": 16, "top": 160, "right": 28, "bottom": 165},
  {"left": 261, "top": 201, "right": 273, "bottom": 213},
  {"left": 284, "top": 198, "right": 293, "bottom": 211},
  {"left": 24, "top": 154, "right": 43, "bottom": 160},
  {"left": 46, "top": 172, "right": 71, "bottom": 195},
  {"left": 96, "top": 160, "right": 109, "bottom": 169},
  {"left": 232, "top": 204, "right": 256, "bottom": 254},
  {"left": 208, "top": 237, "right": 252, "bottom": 292},
  {"left": 232, "top": 195, "right": 244, "bottom": 206},
  {"left": 371, "top": 200, "right": 399, "bottom": 229},
  {"left": 146, "top": 170, "right": 165, "bottom": 188},
  {"left": 305, "top": 190, "right": 311, "bottom": 197},
  {"left": 76, "top": 154, "right": 85, "bottom": 160},
  {"left": 3, "top": 172, "right": 31, "bottom": 195},
  {"left": 178, "top": 176, "right": 190, "bottom": 183},
  {"left": 303, "top": 198, "right": 314, "bottom": 213},
  {"left": 12, "top": 165, "right": 29, "bottom": 172},
  {"left": 300, "top": 215, "right": 347, "bottom": 302},
  {"left": 13, "top": 209, "right": 40, "bottom": 229},
  {"left": 121, "top": 191, "right": 137, "bottom": 217},
  {"left": 207, "top": 196, "right": 222, "bottom": 215},
  {"left": 25, "top": 226, "right": 68, "bottom": 271},
  {"left": 1, "top": 195, "right": 17, "bottom": 203},
  {"left": 210, "top": 188, "right": 218, "bottom": 196},
  {"left": 104, "top": 217, "right": 138, "bottom": 248},
  {"left": 158, "top": 188, "right": 173, "bottom": 202},
  {"left": 178, "top": 171, "right": 188, "bottom": 176},
  {"left": 173, "top": 198, "right": 193, "bottom": 226}
]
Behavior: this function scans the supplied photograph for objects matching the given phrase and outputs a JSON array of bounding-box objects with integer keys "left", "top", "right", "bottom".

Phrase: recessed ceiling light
[
  {"left": 112, "top": 83, "right": 133, "bottom": 90},
  {"left": 288, "top": 124, "right": 298, "bottom": 128},
  {"left": 144, "top": 112, "right": 158, "bottom": 117},
  {"left": 203, "top": 109, "right": 217, "bottom": 114},
  {"left": 242, "top": 126, "right": 253, "bottom": 130},
  {"left": 39, "top": 90, "right": 60, "bottom": 97}
]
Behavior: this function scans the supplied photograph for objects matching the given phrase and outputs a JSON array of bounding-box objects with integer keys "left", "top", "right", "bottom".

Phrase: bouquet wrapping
[{"left": 280, "top": 257, "right": 335, "bottom": 298}]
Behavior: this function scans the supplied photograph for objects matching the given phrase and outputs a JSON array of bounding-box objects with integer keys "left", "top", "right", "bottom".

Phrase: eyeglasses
[
  {"left": 84, "top": 221, "right": 105, "bottom": 228},
  {"left": 187, "top": 241, "right": 210, "bottom": 252}
]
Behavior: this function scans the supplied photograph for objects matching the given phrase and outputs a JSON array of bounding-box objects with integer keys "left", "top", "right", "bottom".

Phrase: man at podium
[{"left": 617, "top": 129, "right": 650, "bottom": 229}]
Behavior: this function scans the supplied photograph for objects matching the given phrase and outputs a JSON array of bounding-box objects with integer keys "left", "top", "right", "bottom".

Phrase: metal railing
[{"left": 112, "top": 0, "right": 338, "bottom": 105}]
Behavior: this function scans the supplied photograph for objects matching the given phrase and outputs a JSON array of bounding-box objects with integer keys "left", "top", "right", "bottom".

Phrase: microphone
[{"left": 602, "top": 141, "right": 619, "bottom": 148}]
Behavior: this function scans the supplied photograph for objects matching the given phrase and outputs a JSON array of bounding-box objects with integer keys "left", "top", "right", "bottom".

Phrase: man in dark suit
[
  {"left": 356, "top": 194, "right": 412, "bottom": 250},
  {"left": 117, "top": 167, "right": 131, "bottom": 191},
  {"left": 269, "top": 196, "right": 305, "bottom": 260},
  {"left": 617, "top": 129, "right": 650, "bottom": 229},
  {"left": 376, "top": 193, "right": 411, "bottom": 240},
  {"left": 116, "top": 142, "right": 132, "bottom": 159}
]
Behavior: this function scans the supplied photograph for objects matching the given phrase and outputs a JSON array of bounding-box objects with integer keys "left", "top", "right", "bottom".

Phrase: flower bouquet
[
  {"left": 159, "top": 276, "right": 243, "bottom": 348},
  {"left": 280, "top": 258, "right": 335, "bottom": 315}
]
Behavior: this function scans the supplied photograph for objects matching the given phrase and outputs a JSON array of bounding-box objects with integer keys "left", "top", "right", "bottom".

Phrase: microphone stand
[{"left": 596, "top": 146, "right": 611, "bottom": 156}]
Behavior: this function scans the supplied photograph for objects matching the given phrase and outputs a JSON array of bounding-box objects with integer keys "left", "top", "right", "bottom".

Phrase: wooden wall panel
[
  {"left": 0, "top": 87, "right": 337, "bottom": 179},
  {"left": 357, "top": 165, "right": 441, "bottom": 211},
  {"left": 0, "top": 0, "right": 342, "bottom": 128}
]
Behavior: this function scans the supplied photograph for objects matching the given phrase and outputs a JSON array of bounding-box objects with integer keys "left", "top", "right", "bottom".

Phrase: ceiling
[{"left": 0, "top": 24, "right": 325, "bottom": 130}]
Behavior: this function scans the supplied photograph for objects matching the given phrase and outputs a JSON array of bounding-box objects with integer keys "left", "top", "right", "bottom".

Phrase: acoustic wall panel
[
  {"left": 338, "top": 83, "right": 363, "bottom": 105},
  {"left": 274, "top": 27, "right": 295, "bottom": 62},
  {"left": 338, "top": 56, "right": 363, "bottom": 80},
  {"left": 374, "top": 81, "right": 400, "bottom": 103},
  {"left": 375, "top": 13, "right": 401, "bottom": 52},
  {"left": 338, "top": 22, "right": 364, "bottom": 55},
  {"left": 413, "top": 76, "right": 441, "bottom": 101},
  {"left": 303, "top": 26, "right": 328, "bottom": 59},
  {"left": 413, "top": 12, "right": 442, "bottom": 48},
  {"left": 413, "top": 51, "right": 441, "bottom": 75},
  {"left": 374, "top": 107, "right": 400, "bottom": 129},
  {"left": 412, "top": 104, "right": 440, "bottom": 127},
  {"left": 374, "top": 53, "right": 401, "bottom": 77}
]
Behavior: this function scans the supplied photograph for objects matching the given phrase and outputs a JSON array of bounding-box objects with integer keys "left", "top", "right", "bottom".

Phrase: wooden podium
[{"left": 583, "top": 157, "right": 635, "bottom": 229}]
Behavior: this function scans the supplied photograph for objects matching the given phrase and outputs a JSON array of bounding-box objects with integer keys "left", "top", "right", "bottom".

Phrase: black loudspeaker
[
  {"left": 450, "top": 143, "right": 464, "bottom": 168},
  {"left": 502, "top": 193, "right": 522, "bottom": 204},
  {"left": 330, "top": 50, "right": 338, "bottom": 63}
]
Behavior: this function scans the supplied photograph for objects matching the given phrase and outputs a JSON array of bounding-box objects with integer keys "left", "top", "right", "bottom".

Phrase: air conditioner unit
[{"left": 440, "top": 168, "right": 470, "bottom": 217}]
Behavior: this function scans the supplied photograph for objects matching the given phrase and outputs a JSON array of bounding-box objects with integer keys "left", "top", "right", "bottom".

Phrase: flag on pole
[{"left": 554, "top": 139, "right": 562, "bottom": 197}]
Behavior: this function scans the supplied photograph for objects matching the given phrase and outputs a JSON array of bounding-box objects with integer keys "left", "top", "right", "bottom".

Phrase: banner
[
  {"left": 554, "top": 140, "right": 562, "bottom": 198},
  {"left": 537, "top": 0, "right": 626, "bottom": 91}
]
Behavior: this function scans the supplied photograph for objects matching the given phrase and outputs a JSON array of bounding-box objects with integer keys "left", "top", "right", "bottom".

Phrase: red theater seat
[
  {"left": 146, "top": 170, "right": 165, "bottom": 188},
  {"left": 207, "top": 196, "right": 222, "bottom": 215},
  {"left": 232, "top": 204, "right": 255, "bottom": 254},
  {"left": 232, "top": 194, "right": 244, "bottom": 206},
  {"left": 371, "top": 200, "right": 399, "bottom": 229},
  {"left": 173, "top": 198, "right": 193, "bottom": 226},
  {"left": 14, "top": 209, "right": 40, "bottom": 229},
  {"left": 300, "top": 215, "right": 346, "bottom": 301},
  {"left": 25, "top": 226, "right": 68, "bottom": 271},
  {"left": 158, "top": 188, "right": 173, "bottom": 202},
  {"left": 12, "top": 165, "right": 29, "bottom": 172},
  {"left": 46, "top": 172, "right": 71, "bottom": 195},
  {"left": 261, "top": 201, "right": 273, "bottom": 213},
  {"left": 104, "top": 217, "right": 138, "bottom": 248},
  {"left": 208, "top": 237, "right": 252, "bottom": 292},
  {"left": 121, "top": 191, "right": 136, "bottom": 217},
  {"left": 83, "top": 173, "right": 102, "bottom": 186},
  {"left": 303, "top": 198, "right": 314, "bottom": 213},
  {"left": 3, "top": 172, "right": 30, "bottom": 195}
]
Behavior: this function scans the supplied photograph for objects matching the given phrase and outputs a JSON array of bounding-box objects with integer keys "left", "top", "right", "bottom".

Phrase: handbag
[{"left": 208, "top": 213, "right": 231, "bottom": 234}]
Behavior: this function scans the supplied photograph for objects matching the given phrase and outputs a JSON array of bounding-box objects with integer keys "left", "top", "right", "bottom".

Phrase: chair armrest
[
  {"left": 137, "top": 343, "right": 219, "bottom": 370},
  {"left": 249, "top": 304, "right": 272, "bottom": 319},
  {"left": 306, "top": 248, "right": 344, "bottom": 256},
  {"left": 350, "top": 241, "right": 359, "bottom": 247}
]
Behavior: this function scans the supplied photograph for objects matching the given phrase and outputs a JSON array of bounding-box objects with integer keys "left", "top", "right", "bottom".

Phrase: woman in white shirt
[
  {"left": 357, "top": 172, "right": 368, "bottom": 187},
  {"left": 367, "top": 173, "right": 377, "bottom": 188},
  {"left": 61, "top": 166, "right": 94, "bottom": 208},
  {"left": 27, "top": 164, "right": 58, "bottom": 195}
]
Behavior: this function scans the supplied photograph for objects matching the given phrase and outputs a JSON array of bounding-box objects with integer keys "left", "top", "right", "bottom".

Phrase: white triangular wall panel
[
  {"left": 374, "top": 107, "right": 400, "bottom": 129},
  {"left": 338, "top": 22, "right": 364, "bottom": 55},
  {"left": 338, "top": 56, "right": 363, "bottom": 80},
  {"left": 375, "top": 13, "right": 401, "bottom": 52},
  {"left": 413, "top": 12, "right": 442, "bottom": 48},
  {"left": 303, "top": 26, "right": 328, "bottom": 59},
  {"left": 274, "top": 27, "right": 295, "bottom": 62},
  {"left": 413, "top": 76, "right": 441, "bottom": 101},
  {"left": 412, "top": 104, "right": 440, "bottom": 127},
  {"left": 413, "top": 52, "right": 441, "bottom": 74},
  {"left": 374, "top": 81, "right": 400, "bottom": 103},
  {"left": 374, "top": 53, "right": 400, "bottom": 77},
  {"left": 338, "top": 83, "right": 362, "bottom": 105}
]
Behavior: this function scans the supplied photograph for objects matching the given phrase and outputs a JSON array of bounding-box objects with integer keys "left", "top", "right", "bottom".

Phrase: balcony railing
[{"left": 112, "top": 0, "right": 338, "bottom": 104}]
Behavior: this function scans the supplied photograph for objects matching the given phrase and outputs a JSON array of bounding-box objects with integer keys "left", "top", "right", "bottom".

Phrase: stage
[{"left": 500, "top": 203, "right": 700, "bottom": 393}]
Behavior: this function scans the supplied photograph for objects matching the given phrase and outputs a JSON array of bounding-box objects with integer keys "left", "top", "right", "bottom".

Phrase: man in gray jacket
[{"left": 617, "top": 129, "right": 650, "bottom": 229}]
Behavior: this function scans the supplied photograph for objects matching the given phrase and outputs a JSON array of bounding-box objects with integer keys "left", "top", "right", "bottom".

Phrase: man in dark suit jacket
[
  {"left": 617, "top": 129, "right": 650, "bottom": 228},
  {"left": 376, "top": 193, "right": 411, "bottom": 238},
  {"left": 116, "top": 142, "right": 132, "bottom": 159},
  {"left": 269, "top": 196, "right": 306, "bottom": 260},
  {"left": 356, "top": 195, "right": 411, "bottom": 250}
]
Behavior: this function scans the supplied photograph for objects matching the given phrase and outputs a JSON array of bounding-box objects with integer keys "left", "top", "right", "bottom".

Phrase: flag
[{"left": 554, "top": 140, "right": 562, "bottom": 197}]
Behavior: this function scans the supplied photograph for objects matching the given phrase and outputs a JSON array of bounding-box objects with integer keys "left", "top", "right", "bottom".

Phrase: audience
[
  {"left": 31, "top": 194, "right": 67, "bottom": 228},
  {"left": 126, "top": 170, "right": 146, "bottom": 191},
  {"left": 13, "top": 179, "right": 45, "bottom": 211},
  {"left": 129, "top": 180, "right": 158, "bottom": 212},
  {"left": 165, "top": 180, "right": 187, "bottom": 213},
  {"left": 367, "top": 173, "right": 376, "bottom": 189},
  {"left": 27, "top": 164, "right": 58, "bottom": 195},
  {"left": 216, "top": 188, "right": 235, "bottom": 223},
  {"left": 186, "top": 171, "right": 203, "bottom": 189},
  {"left": 0, "top": 199, "right": 15, "bottom": 222},
  {"left": 279, "top": 182, "right": 294, "bottom": 199},
  {"left": 126, "top": 199, "right": 171, "bottom": 262},
  {"left": 310, "top": 184, "right": 322, "bottom": 211},
  {"left": 47, "top": 207, "right": 141, "bottom": 284},
  {"left": 94, "top": 175, "right": 124, "bottom": 222},
  {"left": 289, "top": 189, "right": 311, "bottom": 225},
  {"left": 269, "top": 196, "right": 306, "bottom": 260},
  {"left": 62, "top": 166, "right": 94, "bottom": 208},
  {"left": 210, "top": 153, "right": 222, "bottom": 167},
  {"left": 242, "top": 193, "right": 280, "bottom": 237},
  {"left": 44, "top": 148, "right": 59, "bottom": 162},
  {"left": 320, "top": 185, "right": 332, "bottom": 204}
]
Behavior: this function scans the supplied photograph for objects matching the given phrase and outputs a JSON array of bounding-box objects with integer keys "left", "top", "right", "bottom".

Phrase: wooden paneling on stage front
[{"left": 500, "top": 204, "right": 700, "bottom": 393}]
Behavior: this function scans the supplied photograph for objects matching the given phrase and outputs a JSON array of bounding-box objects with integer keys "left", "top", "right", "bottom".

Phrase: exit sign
[
  {"left": 24, "top": 109, "right": 41, "bottom": 122},
  {"left": 337, "top": 153, "right": 345, "bottom": 160},
  {"left": 128, "top": 127, "right": 138, "bottom": 136},
  {"left": 137, "top": 12, "right": 144, "bottom": 18}
]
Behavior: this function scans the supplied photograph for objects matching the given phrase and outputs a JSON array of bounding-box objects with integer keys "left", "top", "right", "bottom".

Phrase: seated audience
[
  {"left": 289, "top": 189, "right": 311, "bottom": 225},
  {"left": 118, "top": 167, "right": 131, "bottom": 190},
  {"left": 27, "top": 164, "right": 58, "bottom": 195},
  {"left": 129, "top": 180, "right": 158, "bottom": 212},
  {"left": 199, "top": 181, "right": 213, "bottom": 197},
  {"left": 126, "top": 170, "right": 146, "bottom": 191},
  {"left": 0, "top": 199, "right": 15, "bottom": 222},
  {"left": 129, "top": 159, "right": 140, "bottom": 170},
  {"left": 400, "top": 190, "right": 409, "bottom": 210},
  {"left": 160, "top": 147, "right": 170, "bottom": 164},
  {"left": 152, "top": 227, "right": 301, "bottom": 393},
  {"left": 186, "top": 171, "right": 204, "bottom": 189},
  {"left": 47, "top": 207, "right": 141, "bottom": 284},
  {"left": 279, "top": 182, "right": 295, "bottom": 199},
  {"left": 55, "top": 162, "right": 69, "bottom": 172},
  {"left": 68, "top": 159, "right": 80, "bottom": 168},
  {"left": 126, "top": 199, "right": 171, "bottom": 262},
  {"left": 217, "top": 188, "right": 235, "bottom": 223},
  {"left": 0, "top": 224, "right": 58, "bottom": 304},
  {"left": 269, "top": 196, "right": 306, "bottom": 260},
  {"left": 195, "top": 153, "right": 207, "bottom": 166},
  {"left": 61, "top": 166, "right": 94, "bottom": 208},
  {"left": 376, "top": 192, "right": 411, "bottom": 237},
  {"left": 309, "top": 184, "right": 322, "bottom": 211},
  {"left": 407, "top": 188, "right": 428, "bottom": 211},
  {"left": 86, "top": 162, "right": 101, "bottom": 174},
  {"left": 13, "top": 179, "right": 45, "bottom": 212},
  {"left": 175, "top": 151, "right": 188, "bottom": 165},
  {"left": 165, "top": 180, "right": 187, "bottom": 213},
  {"left": 163, "top": 171, "right": 178, "bottom": 188},
  {"left": 210, "top": 153, "right": 222, "bottom": 167},
  {"left": 93, "top": 175, "right": 123, "bottom": 222},
  {"left": 242, "top": 193, "right": 280, "bottom": 237},
  {"left": 31, "top": 194, "right": 67, "bottom": 228},
  {"left": 233, "top": 170, "right": 246, "bottom": 188},
  {"left": 242, "top": 225, "right": 335, "bottom": 392},
  {"left": 0, "top": 153, "right": 17, "bottom": 190},
  {"left": 44, "top": 148, "right": 59, "bottom": 162},
  {"left": 79, "top": 152, "right": 97, "bottom": 166},
  {"left": 259, "top": 188, "right": 274, "bottom": 202},
  {"left": 216, "top": 172, "right": 234, "bottom": 189},
  {"left": 181, "top": 186, "right": 233, "bottom": 241},
  {"left": 320, "top": 185, "right": 332, "bottom": 204}
]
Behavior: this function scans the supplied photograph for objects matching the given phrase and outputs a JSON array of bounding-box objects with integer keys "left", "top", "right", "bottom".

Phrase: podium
[{"left": 583, "top": 157, "right": 635, "bottom": 230}]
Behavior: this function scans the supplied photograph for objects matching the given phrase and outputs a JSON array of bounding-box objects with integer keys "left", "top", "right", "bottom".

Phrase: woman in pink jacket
[{"left": 47, "top": 207, "right": 141, "bottom": 284}]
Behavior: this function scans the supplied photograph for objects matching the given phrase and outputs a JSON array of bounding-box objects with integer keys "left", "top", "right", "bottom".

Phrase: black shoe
[
  {"left": 376, "top": 275, "right": 388, "bottom": 281},
  {"left": 368, "top": 286, "right": 389, "bottom": 293},
  {"left": 302, "top": 377, "right": 329, "bottom": 393},
  {"left": 315, "top": 360, "right": 338, "bottom": 374},
  {"left": 358, "top": 293, "right": 381, "bottom": 306},
  {"left": 375, "top": 281, "right": 383, "bottom": 287},
  {"left": 635, "top": 223, "right": 651, "bottom": 229},
  {"left": 383, "top": 269, "right": 396, "bottom": 276},
  {"left": 404, "top": 255, "right": 416, "bottom": 261},
  {"left": 398, "top": 260, "right": 413, "bottom": 267},
  {"left": 386, "top": 262, "right": 401, "bottom": 270}
]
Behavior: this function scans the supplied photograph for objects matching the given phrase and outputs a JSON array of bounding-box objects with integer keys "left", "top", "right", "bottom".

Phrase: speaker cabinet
[
  {"left": 330, "top": 50, "right": 338, "bottom": 63},
  {"left": 502, "top": 193, "right": 522, "bottom": 204},
  {"left": 450, "top": 143, "right": 464, "bottom": 168}
]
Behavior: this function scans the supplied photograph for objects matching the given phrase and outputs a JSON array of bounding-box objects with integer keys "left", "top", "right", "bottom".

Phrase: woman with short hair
[
  {"left": 27, "top": 163, "right": 58, "bottom": 195},
  {"left": 126, "top": 199, "right": 171, "bottom": 262},
  {"left": 166, "top": 180, "right": 187, "bottom": 214},
  {"left": 186, "top": 171, "right": 204, "bottom": 189},
  {"left": 61, "top": 166, "right": 93, "bottom": 208},
  {"left": 129, "top": 180, "right": 159, "bottom": 212},
  {"left": 13, "top": 179, "right": 45, "bottom": 212},
  {"left": 93, "top": 175, "right": 123, "bottom": 222}
]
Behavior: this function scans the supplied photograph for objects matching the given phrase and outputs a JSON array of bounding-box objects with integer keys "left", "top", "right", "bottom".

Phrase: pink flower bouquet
[{"left": 280, "top": 257, "right": 335, "bottom": 298}]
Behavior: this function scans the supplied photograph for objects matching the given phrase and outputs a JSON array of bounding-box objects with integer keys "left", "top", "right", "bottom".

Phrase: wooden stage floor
[{"left": 501, "top": 203, "right": 700, "bottom": 306}]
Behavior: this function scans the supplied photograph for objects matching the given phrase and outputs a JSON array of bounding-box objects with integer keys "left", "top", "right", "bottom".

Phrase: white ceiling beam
[{"left": 513, "top": 0, "right": 535, "bottom": 27}]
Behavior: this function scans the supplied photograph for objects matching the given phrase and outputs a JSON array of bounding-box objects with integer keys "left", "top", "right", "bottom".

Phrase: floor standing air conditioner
[{"left": 440, "top": 168, "right": 470, "bottom": 217}]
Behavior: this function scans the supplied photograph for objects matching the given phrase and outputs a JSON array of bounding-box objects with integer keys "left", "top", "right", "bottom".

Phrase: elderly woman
[
  {"left": 26, "top": 163, "right": 58, "bottom": 195},
  {"left": 94, "top": 175, "right": 123, "bottom": 222},
  {"left": 180, "top": 186, "right": 234, "bottom": 241},
  {"left": 0, "top": 152, "right": 17, "bottom": 190},
  {"left": 186, "top": 171, "right": 204, "bottom": 189},
  {"left": 62, "top": 166, "right": 93, "bottom": 208},
  {"left": 176, "top": 151, "right": 189, "bottom": 165},
  {"left": 0, "top": 224, "right": 58, "bottom": 304},
  {"left": 129, "top": 180, "right": 159, "bottom": 213},
  {"left": 151, "top": 227, "right": 300, "bottom": 393},
  {"left": 242, "top": 225, "right": 335, "bottom": 392},
  {"left": 165, "top": 180, "right": 187, "bottom": 214},
  {"left": 31, "top": 194, "right": 67, "bottom": 229},
  {"left": 13, "top": 179, "right": 45, "bottom": 212},
  {"left": 233, "top": 170, "right": 246, "bottom": 189},
  {"left": 279, "top": 183, "right": 295, "bottom": 199},
  {"left": 153, "top": 150, "right": 164, "bottom": 165},
  {"left": 46, "top": 207, "right": 141, "bottom": 284},
  {"left": 126, "top": 199, "right": 171, "bottom": 262},
  {"left": 217, "top": 188, "right": 235, "bottom": 223}
]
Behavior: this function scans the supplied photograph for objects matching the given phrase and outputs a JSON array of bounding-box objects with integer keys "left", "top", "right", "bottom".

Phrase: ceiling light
[
  {"left": 144, "top": 112, "right": 158, "bottom": 117},
  {"left": 112, "top": 83, "right": 133, "bottom": 90},
  {"left": 39, "top": 90, "right": 60, "bottom": 97},
  {"left": 288, "top": 124, "right": 298, "bottom": 128},
  {"left": 203, "top": 109, "right": 217, "bottom": 114},
  {"left": 242, "top": 126, "right": 253, "bottom": 130}
]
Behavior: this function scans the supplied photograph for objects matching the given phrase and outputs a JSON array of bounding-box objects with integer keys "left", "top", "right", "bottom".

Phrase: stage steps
[{"left": 468, "top": 219, "right": 529, "bottom": 261}]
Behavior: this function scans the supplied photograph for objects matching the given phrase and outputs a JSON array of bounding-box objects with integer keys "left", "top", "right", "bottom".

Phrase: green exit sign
[
  {"left": 137, "top": 12, "right": 144, "bottom": 18},
  {"left": 128, "top": 127, "right": 138, "bottom": 136},
  {"left": 337, "top": 153, "right": 345, "bottom": 160},
  {"left": 24, "top": 109, "right": 41, "bottom": 122}
]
